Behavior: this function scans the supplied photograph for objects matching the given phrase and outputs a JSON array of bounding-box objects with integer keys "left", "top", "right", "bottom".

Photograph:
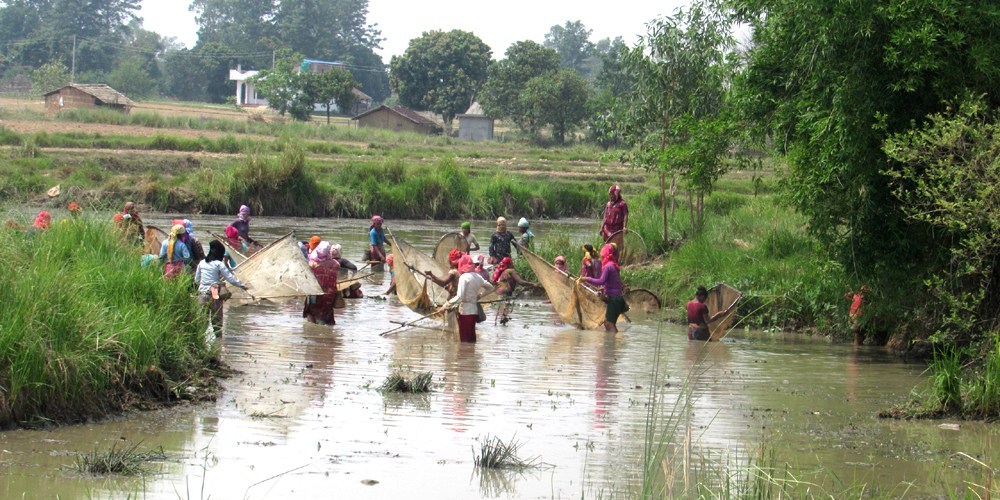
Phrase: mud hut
[
  {"left": 352, "top": 105, "right": 442, "bottom": 135},
  {"left": 44, "top": 84, "right": 135, "bottom": 113}
]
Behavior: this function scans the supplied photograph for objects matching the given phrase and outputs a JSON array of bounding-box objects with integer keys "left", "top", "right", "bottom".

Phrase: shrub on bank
[{"left": 0, "top": 218, "right": 212, "bottom": 427}]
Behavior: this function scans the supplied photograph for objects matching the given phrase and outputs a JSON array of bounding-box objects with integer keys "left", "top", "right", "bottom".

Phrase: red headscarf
[
  {"left": 32, "top": 211, "right": 51, "bottom": 230},
  {"left": 600, "top": 243, "right": 619, "bottom": 271},
  {"left": 608, "top": 184, "right": 622, "bottom": 203},
  {"left": 492, "top": 256, "right": 512, "bottom": 283},
  {"left": 448, "top": 248, "right": 463, "bottom": 268},
  {"left": 309, "top": 235, "right": 322, "bottom": 251}
]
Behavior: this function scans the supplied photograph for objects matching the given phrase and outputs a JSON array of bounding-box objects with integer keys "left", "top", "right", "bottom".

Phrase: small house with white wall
[
  {"left": 457, "top": 102, "right": 493, "bottom": 141},
  {"left": 229, "top": 59, "right": 372, "bottom": 114},
  {"left": 230, "top": 65, "right": 266, "bottom": 106}
]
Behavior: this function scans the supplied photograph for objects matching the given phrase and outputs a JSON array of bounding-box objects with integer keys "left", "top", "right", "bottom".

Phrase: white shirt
[
  {"left": 194, "top": 260, "right": 244, "bottom": 293},
  {"left": 445, "top": 272, "right": 494, "bottom": 315}
]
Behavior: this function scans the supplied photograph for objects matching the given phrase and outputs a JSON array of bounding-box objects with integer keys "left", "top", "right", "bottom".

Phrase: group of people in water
[{"left": 11, "top": 181, "right": 750, "bottom": 343}]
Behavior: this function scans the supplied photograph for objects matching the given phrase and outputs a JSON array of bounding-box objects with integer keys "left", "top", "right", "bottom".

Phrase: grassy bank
[
  {"left": 0, "top": 218, "right": 213, "bottom": 428},
  {"left": 1, "top": 136, "right": 613, "bottom": 219}
]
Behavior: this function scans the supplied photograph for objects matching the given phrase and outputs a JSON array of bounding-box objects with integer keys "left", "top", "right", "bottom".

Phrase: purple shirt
[{"left": 585, "top": 262, "right": 623, "bottom": 297}]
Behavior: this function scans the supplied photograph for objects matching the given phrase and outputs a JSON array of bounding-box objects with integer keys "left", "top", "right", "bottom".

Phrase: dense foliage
[
  {"left": 389, "top": 30, "right": 492, "bottom": 126},
  {"left": 733, "top": 0, "right": 1000, "bottom": 343}
]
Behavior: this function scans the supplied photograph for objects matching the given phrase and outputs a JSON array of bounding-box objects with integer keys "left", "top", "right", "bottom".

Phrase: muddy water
[{"left": 0, "top": 215, "right": 996, "bottom": 498}]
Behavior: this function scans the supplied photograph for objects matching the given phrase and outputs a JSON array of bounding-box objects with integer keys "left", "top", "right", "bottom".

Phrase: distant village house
[
  {"left": 457, "top": 102, "right": 493, "bottom": 141},
  {"left": 352, "top": 105, "right": 442, "bottom": 135},
  {"left": 229, "top": 59, "right": 372, "bottom": 115},
  {"left": 44, "top": 83, "right": 135, "bottom": 113}
]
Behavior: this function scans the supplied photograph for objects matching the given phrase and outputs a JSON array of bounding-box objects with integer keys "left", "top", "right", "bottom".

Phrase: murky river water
[{"left": 1, "top": 215, "right": 996, "bottom": 498}]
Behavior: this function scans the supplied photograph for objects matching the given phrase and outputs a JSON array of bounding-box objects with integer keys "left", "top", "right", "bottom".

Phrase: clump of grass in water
[
  {"left": 929, "top": 346, "right": 964, "bottom": 413},
  {"left": 473, "top": 435, "right": 543, "bottom": 470},
  {"left": 378, "top": 371, "right": 433, "bottom": 393},
  {"left": 74, "top": 441, "right": 166, "bottom": 475}
]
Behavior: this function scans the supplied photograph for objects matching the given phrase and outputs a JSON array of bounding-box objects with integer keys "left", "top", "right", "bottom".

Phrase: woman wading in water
[
  {"left": 195, "top": 240, "right": 248, "bottom": 335},
  {"left": 580, "top": 243, "right": 627, "bottom": 333}
]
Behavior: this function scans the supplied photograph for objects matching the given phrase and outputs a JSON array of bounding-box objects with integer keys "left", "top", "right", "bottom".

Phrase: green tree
[
  {"left": 389, "top": 30, "right": 491, "bottom": 127},
  {"left": 0, "top": 0, "right": 141, "bottom": 74},
  {"left": 107, "top": 57, "right": 155, "bottom": 99},
  {"left": 305, "top": 67, "right": 357, "bottom": 123},
  {"left": 732, "top": 0, "right": 1000, "bottom": 339},
  {"left": 543, "top": 20, "right": 594, "bottom": 76},
  {"left": 479, "top": 40, "right": 559, "bottom": 131},
  {"left": 520, "top": 69, "right": 591, "bottom": 144},
  {"left": 613, "top": 1, "right": 735, "bottom": 240},
  {"left": 30, "top": 61, "right": 70, "bottom": 95},
  {"left": 249, "top": 50, "right": 309, "bottom": 118}
]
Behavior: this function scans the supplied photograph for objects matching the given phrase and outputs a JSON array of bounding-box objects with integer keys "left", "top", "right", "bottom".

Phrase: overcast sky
[{"left": 139, "top": 0, "right": 692, "bottom": 61}]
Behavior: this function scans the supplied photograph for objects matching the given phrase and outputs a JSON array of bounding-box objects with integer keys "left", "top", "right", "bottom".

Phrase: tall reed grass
[
  {"left": 0, "top": 218, "right": 211, "bottom": 427},
  {"left": 623, "top": 190, "right": 846, "bottom": 332}
]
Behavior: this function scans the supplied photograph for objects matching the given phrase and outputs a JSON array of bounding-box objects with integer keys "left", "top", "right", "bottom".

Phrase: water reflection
[{"left": 0, "top": 215, "right": 993, "bottom": 498}]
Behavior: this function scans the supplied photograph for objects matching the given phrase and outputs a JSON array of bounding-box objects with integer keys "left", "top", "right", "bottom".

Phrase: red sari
[{"left": 304, "top": 261, "right": 339, "bottom": 325}]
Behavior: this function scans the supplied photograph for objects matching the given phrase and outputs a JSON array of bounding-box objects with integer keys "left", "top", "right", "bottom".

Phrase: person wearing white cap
[{"left": 516, "top": 217, "right": 534, "bottom": 249}]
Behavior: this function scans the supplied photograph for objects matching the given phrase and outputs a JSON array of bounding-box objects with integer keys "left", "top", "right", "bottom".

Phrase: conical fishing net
[
  {"left": 708, "top": 283, "right": 742, "bottom": 340},
  {"left": 521, "top": 246, "right": 606, "bottom": 330},
  {"left": 624, "top": 288, "right": 661, "bottom": 315},
  {"left": 143, "top": 225, "right": 167, "bottom": 255},
  {"left": 605, "top": 229, "right": 649, "bottom": 267},
  {"left": 432, "top": 231, "right": 470, "bottom": 270},
  {"left": 230, "top": 233, "right": 323, "bottom": 302}
]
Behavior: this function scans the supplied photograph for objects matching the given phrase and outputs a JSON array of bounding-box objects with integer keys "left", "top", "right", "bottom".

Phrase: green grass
[
  {"left": 473, "top": 435, "right": 543, "bottom": 470},
  {"left": 622, "top": 188, "right": 846, "bottom": 332},
  {"left": 74, "top": 441, "right": 166, "bottom": 475},
  {"left": 378, "top": 371, "right": 433, "bottom": 393},
  {"left": 0, "top": 217, "right": 212, "bottom": 427}
]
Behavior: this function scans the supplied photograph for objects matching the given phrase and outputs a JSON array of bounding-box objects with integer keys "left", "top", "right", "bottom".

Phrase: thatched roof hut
[{"left": 44, "top": 84, "right": 136, "bottom": 113}]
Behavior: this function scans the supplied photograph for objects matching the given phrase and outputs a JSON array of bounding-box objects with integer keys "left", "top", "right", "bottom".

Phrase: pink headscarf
[
  {"left": 224, "top": 225, "right": 240, "bottom": 245},
  {"left": 458, "top": 254, "right": 476, "bottom": 274},
  {"left": 369, "top": 215, "right": 384, "bottom": 230},
  {"left": 238, "top": 205, "right": 250, "bottom": 222},
  {"left": 600, "top": 243, "right": 619, "bottom": 271},
  {"left": 310, "top": 242, "right": 339, "bottom": 270}
]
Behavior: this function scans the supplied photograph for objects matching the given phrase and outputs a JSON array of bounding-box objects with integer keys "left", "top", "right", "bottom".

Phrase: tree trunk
[
  {"left": 669, "top": 175, "right": 677, "bottom": 218},
  {"left": 697, "top": 192, "right": 704, "bottom": 229},
  {"left": 689, "top": 190, "right": 695, "bottom": 236},
  {"left": 660, "top": 172, "right": 668, "bottom": 243},
  {"left": 326, "top": 105, "right": 331, "bottom": 125}
]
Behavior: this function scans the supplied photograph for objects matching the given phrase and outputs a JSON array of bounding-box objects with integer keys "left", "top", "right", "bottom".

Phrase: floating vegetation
[
  {"left": 73, "top": 441, "right": 166, "bottom": 475},
  {"left": 473, "top": 435, "right": 545, "bottom": 470},
  {"left": 379, "top": 371, "right": 433, "bottom": 393}
]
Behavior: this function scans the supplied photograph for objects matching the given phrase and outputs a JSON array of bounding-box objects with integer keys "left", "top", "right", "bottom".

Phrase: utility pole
[{"left": 70, "top": 35, "right": 76, "bottom": 82}]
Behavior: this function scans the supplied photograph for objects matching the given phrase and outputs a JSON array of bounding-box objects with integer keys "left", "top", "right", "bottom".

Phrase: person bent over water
[
  {"left": 581, "top": 243, "right": 627, "bottom": 333},
  {"left": 196, "top": 240, "right": 248, "bottom": 336},
  {"left": 687, "top": 286, "right": 736, "bottom": 341},
  {"left": 304, "top": 242, "right": 340, "bottom": 325},
  {"left": 492, "top": 256, "right": 538, "bottom": 325},
  {"left": 441, "top": 255, "right": 495, "bottom": 343}
]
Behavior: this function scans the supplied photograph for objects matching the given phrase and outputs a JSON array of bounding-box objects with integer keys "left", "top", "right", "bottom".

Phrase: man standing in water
[{"left": 460, "top": 221, "right": 480, "bottom": 251}]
